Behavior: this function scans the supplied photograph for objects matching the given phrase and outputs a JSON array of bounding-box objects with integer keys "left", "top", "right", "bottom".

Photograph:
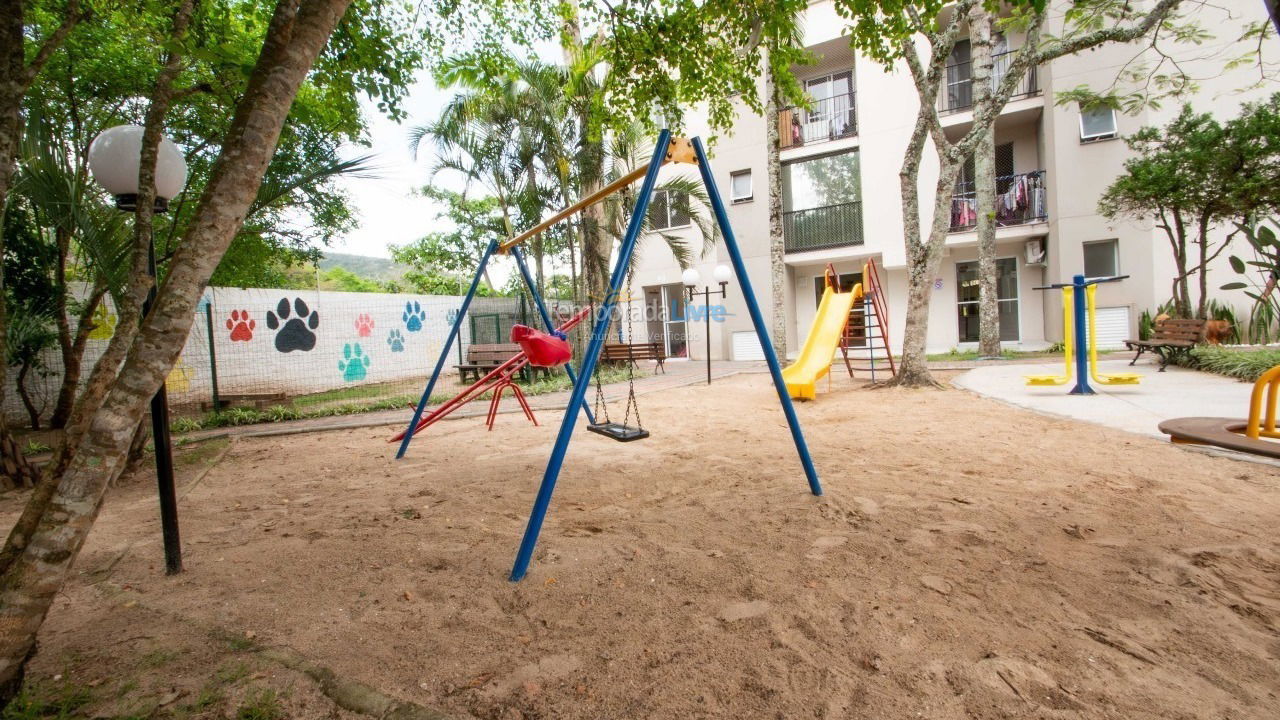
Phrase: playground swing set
[
  {"left": 393, "top": 132, "right": 825, "bottom": 581},
  {"left": 1024, "top": 274, "right": 1143, "bottom": 394}
]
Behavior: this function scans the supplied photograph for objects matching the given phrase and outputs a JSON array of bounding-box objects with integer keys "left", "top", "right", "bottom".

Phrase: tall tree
[
  {"left": 969, "top": 5, "right": 1001, "bottom": 359},
  {"left": 0, "top": 0, "right": 357, "bottom": 698},
  {"left": 843, "top": 0, "right": 1187, "bottom": 387},
  {"left": 1102, "top": 96, "right": 1280, "bottom": 318},
  {"left": 764, "top": 50, "right": 788, "bottom": 360}
]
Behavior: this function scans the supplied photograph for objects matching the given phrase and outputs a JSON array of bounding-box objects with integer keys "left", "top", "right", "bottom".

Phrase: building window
[
  {"left": 1083, "top": 239, "right": 1119, "bottom": 277},
  {"left": 1079, "top": 106, "right": 1117, "bottom": 142},
  {"left": 730, "top": 170, "right": 752, "bottom": 203},
  {"left": 649, "top": 189, "right": 691, "bottom": 230},
  {"left": 957, "top": 258, "right": 1019, "bottom": 342}
]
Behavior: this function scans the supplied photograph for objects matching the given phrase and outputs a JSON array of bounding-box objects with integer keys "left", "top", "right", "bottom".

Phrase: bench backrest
[
  {"left": 602, "top": 342, "right": 666, "bottom": 360},
  {"left": 1152, "top": 318, "right": 1206, "bottom": 343},
  {"left": 467, "top": 343, "right": 522, "bottom": 364}
]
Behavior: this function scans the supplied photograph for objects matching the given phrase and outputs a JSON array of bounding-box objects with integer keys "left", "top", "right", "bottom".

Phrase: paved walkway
[{"left": 953, "top": 358, "right": 1253, "bottom": 439}]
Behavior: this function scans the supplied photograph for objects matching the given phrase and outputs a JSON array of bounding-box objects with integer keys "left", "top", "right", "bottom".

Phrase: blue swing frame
[{"left": 396, "top": 131, "right": 823, "bottom": 581}]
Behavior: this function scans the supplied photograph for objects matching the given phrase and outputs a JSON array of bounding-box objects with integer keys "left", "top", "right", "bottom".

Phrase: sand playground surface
[{"left": 7, "top": 372, "right": 1279, "bottom": 719}]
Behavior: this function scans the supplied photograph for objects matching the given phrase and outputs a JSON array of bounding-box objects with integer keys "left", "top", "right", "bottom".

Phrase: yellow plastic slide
[{"left": 782, "top": 284, "right": 862, "bottom": 400}]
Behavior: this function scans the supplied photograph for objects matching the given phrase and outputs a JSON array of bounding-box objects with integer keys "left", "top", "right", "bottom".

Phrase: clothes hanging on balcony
[{"left": 951, "top": 197, "right": 977, "bottom": 228}]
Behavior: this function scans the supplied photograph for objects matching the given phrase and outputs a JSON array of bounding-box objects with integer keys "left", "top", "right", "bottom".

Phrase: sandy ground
[{"left": 8, "top": 373, "right": 1280, "bottom": 719}]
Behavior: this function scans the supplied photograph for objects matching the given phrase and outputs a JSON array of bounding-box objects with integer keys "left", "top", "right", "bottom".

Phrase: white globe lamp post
[
  {"left": 88, "top": 124, "right": 188, "bottom": 575},
  {"left": 683, "top": 264, "right": 733, "bottom": 384}
]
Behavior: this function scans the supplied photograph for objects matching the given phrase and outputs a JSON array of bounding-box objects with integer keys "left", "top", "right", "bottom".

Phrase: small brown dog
[{"left": 1204, "top": 319, "right": 1232, "bottom": 345}]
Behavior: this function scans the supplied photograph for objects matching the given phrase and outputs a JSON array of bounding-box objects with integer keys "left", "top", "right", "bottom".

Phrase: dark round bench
[{"left": 1158, "top": 416, "right": 1280, "bottom": 459}]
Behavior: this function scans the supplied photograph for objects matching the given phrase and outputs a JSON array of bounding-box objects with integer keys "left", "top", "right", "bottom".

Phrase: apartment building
[{"left": 627, "top": 1, "right": 1274, "bottom": 362}]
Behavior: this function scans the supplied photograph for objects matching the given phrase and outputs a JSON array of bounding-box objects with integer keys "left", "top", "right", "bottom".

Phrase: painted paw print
[
  {"left": 266, "top": 297, "right": 319, "bottom": 353},
  {"left": 338, "top": 343, "right": 370, "bottom": 381},
  {"left": 354, "top": 313, "right": 375, "bottom": 337},
  {"left": 226, "top": 309, "right": 255, "bottom": 342},
  {"left": 387, "top": 329, "right": 405, "bottom": 353},
  {"left": 403, "top": 301, "right": 426, "bottom": 332}
]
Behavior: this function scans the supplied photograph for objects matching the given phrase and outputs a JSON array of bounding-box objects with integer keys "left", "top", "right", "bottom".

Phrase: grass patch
[
  {"left": 927, "top": 348, "right": 1032, "bottom": 362},
  {"left": 171, "top": 365, "right": 642, "bottom": 435},
  {"left": 1, "top": 681, "right": 92, "bottom": 720},
  {"left": 234, "top": 688, "right": 283, "bottom": 720},
  {"left": 1180, "top": 346, "right": 1280, "bottom": 381}
]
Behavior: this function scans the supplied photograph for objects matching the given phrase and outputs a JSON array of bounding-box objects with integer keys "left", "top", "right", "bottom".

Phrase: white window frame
[
  {"left": 1083, "top": 238, "right": 1120, "bottom": 278},
  {"left": 1079, "top": 106, "right": 1118, "bottom": 142},
  {"left": 649, "top": 188, "right": 691, "bottom": 231},
  {"left": 730, "top": 169, "right": 753, "bottom": 204}
]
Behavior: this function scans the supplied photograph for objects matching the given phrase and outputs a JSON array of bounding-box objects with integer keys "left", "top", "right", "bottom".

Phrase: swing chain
[{"left": 621, "top": 266, "right": 642, "bottom": 431}]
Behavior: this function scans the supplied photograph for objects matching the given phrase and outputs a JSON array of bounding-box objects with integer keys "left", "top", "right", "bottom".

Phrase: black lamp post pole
[
  {"left": 121, "top": 194, "right": 181, "bottom": 575},
  {"left": 687, "top": 282, "right": 728, "bottom": 385}
]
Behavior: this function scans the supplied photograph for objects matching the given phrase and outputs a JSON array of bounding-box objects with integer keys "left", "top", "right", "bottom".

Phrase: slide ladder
[{"left": 840, "top": 258, "right": 896, "bottom": 381}]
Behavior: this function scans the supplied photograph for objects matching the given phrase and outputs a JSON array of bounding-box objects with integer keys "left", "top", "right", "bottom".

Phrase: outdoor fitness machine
[
  {"left": 1025, "top": 274, "right": 1141, "bottom": 394},
  {"left": 395, "top": 132, "right": 824, "bottom": 581}
]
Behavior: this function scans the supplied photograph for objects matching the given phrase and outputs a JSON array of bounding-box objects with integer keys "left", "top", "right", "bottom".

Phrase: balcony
[
  {"left": 783, "top": 201, "right": 864, "bottom": 253},
  {"left": 939, "top": 51, "right": 1039, "bottom": 115},
  {"left": 949, "top": 170, "right": 1047, "bottom": 232},
  {"left": 779, "top": 92, "right": 857, "bottom": 150}
]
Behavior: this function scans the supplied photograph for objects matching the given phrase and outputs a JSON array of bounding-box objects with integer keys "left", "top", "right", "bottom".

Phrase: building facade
[{"left": 625, "top": 0, "right": 1274, "bottom": 362}]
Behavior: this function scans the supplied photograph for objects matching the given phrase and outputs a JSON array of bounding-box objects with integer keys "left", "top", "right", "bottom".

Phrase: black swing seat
[{"left": 587, "top": 422, "right": 649, "bottom": 442}]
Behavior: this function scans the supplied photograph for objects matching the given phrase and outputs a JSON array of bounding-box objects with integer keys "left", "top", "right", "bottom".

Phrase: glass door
[
  {"left": 956, "top": 258, "right": 1019, "bottom": 342},
  {"left": 813, "top": 272, "right": 864, "bottom": 347},
  {"left": 661, "top": 283, "right": 688, "bottom": 358}
]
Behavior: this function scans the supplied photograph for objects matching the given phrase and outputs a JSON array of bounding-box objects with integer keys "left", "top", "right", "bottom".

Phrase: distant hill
[{"left": 317, "top": 252, "right": 405, "bottom": 281}]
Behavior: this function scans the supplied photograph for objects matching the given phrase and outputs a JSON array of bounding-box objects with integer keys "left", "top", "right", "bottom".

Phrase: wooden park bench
[
  {"left": 601, "top": 342, "right": 667, "bottom": 374},
  {"left": 455, "top": 343, "right": 552, "bottom": 384},
  {"left": 1124, "top": 317, "right": 1206, "bottom": 371}
]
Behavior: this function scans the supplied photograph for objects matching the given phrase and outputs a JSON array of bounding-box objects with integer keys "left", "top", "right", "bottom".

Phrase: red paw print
[
  {"left": 226, "top": 309, "right": 255, "bottom": 342},
  {"left": 354, "top": 313, "right": 375, "bottom": 337}
]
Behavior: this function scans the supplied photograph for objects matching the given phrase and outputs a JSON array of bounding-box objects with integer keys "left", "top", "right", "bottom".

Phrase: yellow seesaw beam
[{"left": 1025, "top": 286, "right": 1074, "bottom": 386}]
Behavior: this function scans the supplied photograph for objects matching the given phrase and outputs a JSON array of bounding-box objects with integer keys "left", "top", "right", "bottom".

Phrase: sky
[
  {"left": 328, "top": 76, "right": 452, "bottom": 260},
  {"left": 327, "top": 40, "right": 565, "bottom": 270}
]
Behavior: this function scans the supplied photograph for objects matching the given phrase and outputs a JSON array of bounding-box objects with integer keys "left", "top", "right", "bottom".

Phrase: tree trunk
[
  {"left": 1172, "top": 212, "right": 1190, "bottom": 317},
  {"left": 15, "top": 363, "right": 39, "bottom": 430},
  {"left": 0, "top": 0, "right": 352, "bottom": 701},
  {"left": 1195, "top": 213, "right": 1210, "bottom": 319},
  {"left": 764, "top": 54, "right": 787, "bottom": 361},
  {"left": 0, "top": 0, "right": 79, "bottom": 494},
  {"left": 969, "top": 6, "right": 1001, "bottom": 358},
  {"left": 51, "top": 281, "right": 106, "bottom": 429},
  {"left": 897, "top": 161, "right": 962, "bottom": 387}
]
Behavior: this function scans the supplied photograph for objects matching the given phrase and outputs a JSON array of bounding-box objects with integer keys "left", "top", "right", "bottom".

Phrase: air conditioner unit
[{"left": 1025, "top": 238, "right": 1046, "bottom": 266}]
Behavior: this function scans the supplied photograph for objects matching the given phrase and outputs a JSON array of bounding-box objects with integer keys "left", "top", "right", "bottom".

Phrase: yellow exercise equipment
[
  {"left": 1024, "top": 287, "right": 1074, "bottom": 386},
  {"left": 1085, "top": 284, "right": 1142, "bottom": 385}
]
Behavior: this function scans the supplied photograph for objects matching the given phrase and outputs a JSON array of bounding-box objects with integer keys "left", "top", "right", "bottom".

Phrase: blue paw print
[
  {"left": 338, "top": 343, "right": 369, "bottom": 382},
  {"left": 403, "top": 301, "right": 425, "bottom": 332},
  {"left": 387, "top": 329, "right": 405, "bottom": 353}
]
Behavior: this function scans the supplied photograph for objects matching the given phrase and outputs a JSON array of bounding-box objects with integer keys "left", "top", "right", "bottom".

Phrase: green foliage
[
  {"left": 1182, "top": 346, "right": 1280, "bottom": 381},
  {"left": 1, "top": 680, "right": 92, "bottom": 720},
  {"left": 1103, "top": 96, "right": 1280, "bottom": 317},
  {"left": 1223, "top": 218, "right": 1280, "bottom": 343},
  {"left": 234, "top": 688, "right": 283, "bottom": 720},
  {"left": 389, "top": 188, "right": 505, "bottom": 296}
]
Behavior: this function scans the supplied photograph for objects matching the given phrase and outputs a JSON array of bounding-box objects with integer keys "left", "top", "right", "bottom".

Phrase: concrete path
[{"left": 953, "top": 358, "right": 1253, "bottom": 439}]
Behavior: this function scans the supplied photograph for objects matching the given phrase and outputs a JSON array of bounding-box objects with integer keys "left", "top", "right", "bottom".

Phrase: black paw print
[{"left": 266, "top": 297, "right": 319, "bottom": 353}]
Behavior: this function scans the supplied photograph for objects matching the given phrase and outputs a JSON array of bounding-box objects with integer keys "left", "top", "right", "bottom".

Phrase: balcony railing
[
  {"left": 939, "top": 51, "right": 1039, "bottom": 114},
  {"left": 783, "top": 201, "right": 864, "bottom": 253},
  {"left": 779, "top": 92, "right": 857, "bottom": 149},
  {"left": 949, "top": 169, "right": 1047, "bottom": 232}
]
